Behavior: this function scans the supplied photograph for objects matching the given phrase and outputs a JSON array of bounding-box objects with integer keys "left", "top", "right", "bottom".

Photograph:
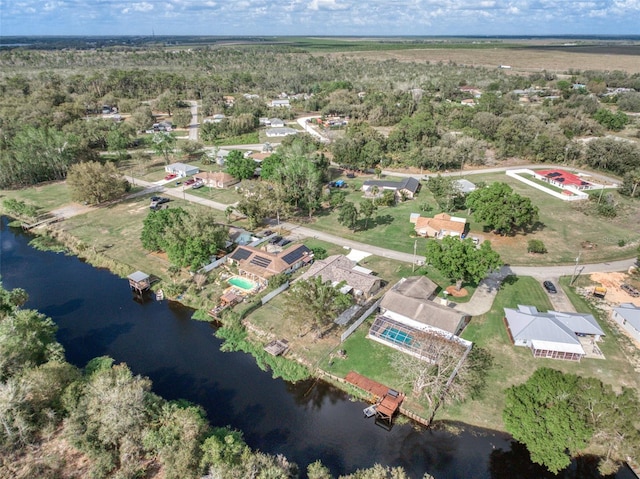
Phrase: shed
[
  {"left": 165, "top": 163, "right": 199, "bottom": 178},
  {"left": 128, "top": 271, "right": 150, "bottom": 294}
]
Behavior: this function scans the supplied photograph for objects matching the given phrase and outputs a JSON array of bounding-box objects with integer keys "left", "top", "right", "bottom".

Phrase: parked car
[
  {"left": 164, "top": 173, "right": 177, "bottom": 181},
  {"left": 621, "top": 283, "right": 640, "bottom": 297},
  {"left": 191, "top": 180, "right": 204, "bottom": 189},
  {"left": 278, "top": 238, "right": 292, "bottom": 247},
  {"left": 149, "top": 197, "right": 170, "bottom": 210},
  {"left": 184, "top": 178, "right": 196, "bottom": 186},
  {"left": 543, "top": 281, "right": 557, "bottom": 294},
  {"left": 269, "top": 235, "right": 282, "bottom": 244}
]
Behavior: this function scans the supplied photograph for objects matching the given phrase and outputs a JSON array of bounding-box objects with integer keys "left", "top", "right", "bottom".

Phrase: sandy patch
[
  {"left": 590, "top": 272, "right": 640, "bottom": 306},
  {"left": 445, "top": 286, "right": 469, "bottom": 298}
]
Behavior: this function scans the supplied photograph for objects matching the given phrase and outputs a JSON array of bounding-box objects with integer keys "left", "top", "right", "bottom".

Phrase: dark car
[
  {"left": 621, "top": 283, "right": 640, "bottom": 298},
  {"left": 149, "top": 197, "right": 170, "bottom": 210},
  {"left": 543, "top": 281, "right": 557, "bottom": 294},
  {"left": 263, "top": 230, "right": 274, "bottom": 237},
  {"left": 268, "top": 235, "right": 282, "bottom": 244},
  {"left": 278, "top": 239, "right": 292, "bottom": 247}
]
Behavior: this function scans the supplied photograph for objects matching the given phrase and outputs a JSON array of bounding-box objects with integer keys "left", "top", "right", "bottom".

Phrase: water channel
[{"left": 0, "top": 217, "right": 633, "bottom": 479}]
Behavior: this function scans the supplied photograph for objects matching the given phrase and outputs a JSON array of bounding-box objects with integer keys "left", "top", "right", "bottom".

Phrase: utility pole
[
  {"left": 570, "top": 252, "right": 582, "bottom": 285},
  {"left": 412, "top": 239, "right": 417, "bottom": 273}
]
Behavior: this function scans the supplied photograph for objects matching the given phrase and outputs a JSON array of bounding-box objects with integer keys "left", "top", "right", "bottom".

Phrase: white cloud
[
  {"left": 308, "top": 0, "right": 349, "bottom": 11},
  {"left": 122, "top": 2, "right": 153, "bottom": 14}
]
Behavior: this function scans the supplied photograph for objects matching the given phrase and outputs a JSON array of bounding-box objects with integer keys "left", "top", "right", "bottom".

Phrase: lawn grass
[
  {"left": 454, "top": 172, "right": 639, "bottom": 266},
  {"left": 438, "top": 275, "right": 640, "bottom": 429},
  {"left": 212, "top": 132, "right": 259, "bottom": 146},
  {"left": 0, "top": 181, "right": 71, "bottom": 215}
]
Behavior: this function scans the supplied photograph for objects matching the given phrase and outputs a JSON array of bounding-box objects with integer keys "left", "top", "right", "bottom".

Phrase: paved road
[{"left": 188, "top": 100, "right": 198, "bottom": 141}]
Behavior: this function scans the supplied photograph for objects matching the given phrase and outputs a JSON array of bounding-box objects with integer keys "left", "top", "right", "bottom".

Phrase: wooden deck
[{"left": 345, "top": 371, "right": 404, "bottom": 423}]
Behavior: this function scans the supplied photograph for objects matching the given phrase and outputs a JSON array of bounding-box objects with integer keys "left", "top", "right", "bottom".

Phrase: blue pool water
[
  {"left": 228, "top": 276, "right": 257, "bottom": 291},
  {"left": 381, "top": 327, "right": 413, "bottom": 345}
]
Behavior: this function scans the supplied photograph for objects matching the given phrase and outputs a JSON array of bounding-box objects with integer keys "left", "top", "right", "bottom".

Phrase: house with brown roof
[
  {"left": 227, "top": 244, "right": 313, "bottom": 285},
  {"left": 296, "top": 255, "right": 381, "bottom": 301},
  {"left": 194, "top": 171, "right": 239, "bottom": 189},
  {"left": 368, "top": 277, "right": 472, "bottom": 359},
  {"left": 411, "top": 213, "right": 466, "bottom": 239}
]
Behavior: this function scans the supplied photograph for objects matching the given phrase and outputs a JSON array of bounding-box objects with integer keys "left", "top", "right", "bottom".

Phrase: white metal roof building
[{"left": 504, "top": 305, "right": 605, "bottom": 361}]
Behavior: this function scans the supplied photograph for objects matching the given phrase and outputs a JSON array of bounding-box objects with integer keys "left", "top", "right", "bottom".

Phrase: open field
[{"left": 333, "top": 44, "right": 640, "bottom": 74}]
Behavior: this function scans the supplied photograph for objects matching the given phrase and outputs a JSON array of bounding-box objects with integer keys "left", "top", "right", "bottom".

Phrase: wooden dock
[{"left": 344, "top": 371, "right": 404, "bottom": 424}]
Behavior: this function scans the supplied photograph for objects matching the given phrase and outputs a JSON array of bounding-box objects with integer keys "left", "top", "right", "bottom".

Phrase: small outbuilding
[{"left": 128, "top": 271, "right": 150, "bottom": 294}]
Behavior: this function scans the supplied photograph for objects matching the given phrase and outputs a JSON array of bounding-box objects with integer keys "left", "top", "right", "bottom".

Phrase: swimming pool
[
  {"left": 380, "top": 327, "right": 413, "bottom": 345},
  {"left": 227, "top": 276, "right": 258, "bottom": 292}
]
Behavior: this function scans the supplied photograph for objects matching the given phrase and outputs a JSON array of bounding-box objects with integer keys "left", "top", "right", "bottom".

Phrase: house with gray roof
[
  {"left": 362, "top": 177, "right": 421, "bottom": 200},
  {"left": 504, "top": 305, "right": 605, "bottom": 361},
  {"left": 165, "top": 162, "right": 199, "bottom": 178},
  {"left": 266, "top": 127, "right": 298, "bottom": 138},
  {"left": 611, "top": 303, "right": 640, "bottom": 343},
  {"left": 296, "top": 254, "right": 381, "bottom": 301}
]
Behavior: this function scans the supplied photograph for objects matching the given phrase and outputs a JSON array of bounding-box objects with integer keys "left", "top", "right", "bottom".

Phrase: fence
[
  {"left": 506, "top": 168, "right": 590, "bottom": 201},
  {"left": 340, "top": 298, "right": 381, "bottom": 342},
  {"left": 261, "top": 282, "right": 290, "bottom": 305}
]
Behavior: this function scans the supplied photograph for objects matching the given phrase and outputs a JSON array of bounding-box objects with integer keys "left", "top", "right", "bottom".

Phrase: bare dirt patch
[
  {"left": 590, "top": 272, "right": 640, "bottom": 307},
  {"left": 445, "top": 286, "right": 469, "bottom": 298}
]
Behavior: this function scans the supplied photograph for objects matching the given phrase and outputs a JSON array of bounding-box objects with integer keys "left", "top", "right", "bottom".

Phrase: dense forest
[{"left": 1, "top": 44, "right": 639, "bottom": 190}]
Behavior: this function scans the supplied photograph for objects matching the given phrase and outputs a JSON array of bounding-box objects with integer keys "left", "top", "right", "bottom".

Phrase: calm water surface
[{"left": 0, "top": 217, "right": 632, "bottom": 479}]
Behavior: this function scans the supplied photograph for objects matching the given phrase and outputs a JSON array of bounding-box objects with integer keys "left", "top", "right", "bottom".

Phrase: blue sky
[{"left": 1, "top": 0, "right": 639, "bottom": 36}]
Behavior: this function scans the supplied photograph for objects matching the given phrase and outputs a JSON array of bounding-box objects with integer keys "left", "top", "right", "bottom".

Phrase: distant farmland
[{"left": 329, "top": 43, "right": 640, "bottom": 75}]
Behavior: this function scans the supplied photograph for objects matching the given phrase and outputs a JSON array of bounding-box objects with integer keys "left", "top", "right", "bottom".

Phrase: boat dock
[{"left": 345, "top": 371, "right": 404, "bottom": 424}]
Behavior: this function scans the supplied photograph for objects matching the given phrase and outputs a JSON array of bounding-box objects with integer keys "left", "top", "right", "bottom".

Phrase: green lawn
[
  {"left": 0, "top": 181, "right": 71, "bottom": 216},
  {"left": 453, "top": 172, "right": 638, "bottom": 266}
]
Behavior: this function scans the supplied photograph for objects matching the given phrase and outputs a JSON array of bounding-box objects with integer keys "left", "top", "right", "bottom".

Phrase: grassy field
[
  {"left": 0, "top": 181, "right": 71, "bottom": 215},
  {"left": 339, "top": 44, "right": 640, "bottom": 75},
  {"left": 464, "top": 172, "right": 640, "bottom": 265}
]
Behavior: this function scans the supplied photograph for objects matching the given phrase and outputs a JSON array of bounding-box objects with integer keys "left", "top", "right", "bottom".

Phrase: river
[{"left": 0, "top": 217, "right": 632, "bottom": 479}]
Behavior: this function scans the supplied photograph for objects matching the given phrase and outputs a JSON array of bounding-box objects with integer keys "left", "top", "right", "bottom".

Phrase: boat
[
  {"left": 363, "top": 405, "right": 377, "bottom": 418},
  {"left": 155, "top": 289, "right": 164, "bottom": 301}
]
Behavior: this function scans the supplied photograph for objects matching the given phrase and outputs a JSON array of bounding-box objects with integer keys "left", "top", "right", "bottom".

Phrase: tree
[
  {"left": 156, "top": 91, "right": 179, "bottom": 116},
  {"left": 360, "top": 199, "right": 377, "bottom": 230},
  {"left": 106, "top": 125, "right": 132, "bottom": 163},
  {"left": 593, "top": 108, "right": 629, "bottom": 131},
  {"left": 527, "top": 239, "right": 547, "bottom": 254},
  {"left": 620, "top": 168, "right": 640, "bottom": 198},
  {"left": 152, "top": 132, "right": 177, "bottom": 165},
  {"left": 143, "top": 401, "right": 209, "bottom": 479},
  {"left": 162, "top": 209, "right": 229, "bottom": 269},
  {"left": 225, "top": 150, "right": 256, "bottom": 180},
  {"left": 0, "top": 126, "right": 83, "bottom": 188},
  {"left": 425, "top": 237, "right": 502, "bottom": 291},
  {"left": 503, "top": 368, "right": 593, "bottom": 474},
  {"left": 141, "top": 208, "right": 187, "bottom": 252},
  {"left": 465, "top": 182, "right": 539, "bottom": 235},
  {"left": 66, "top": 161, "right": 130, "bottom": 205},
  {"left": 173, "top": 108, "right": 193, "bottom": 128},
  {"left": 64, "top": 362, "right": 155, "bottom": 477},
  {"left": 393, "top": 331, "right": 468, "bottom": 410},
  {"left": 338, "top": 201, "right": 359, "bottom": 231},
  {"left": 284, "top": 277, "right": 353, "bottom": 336},
  {"left": 180, "top": 140, "right": 206, "bottom": 162}
]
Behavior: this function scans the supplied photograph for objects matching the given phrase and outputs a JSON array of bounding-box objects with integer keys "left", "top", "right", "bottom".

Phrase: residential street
[{"left": 123, "top": 174, "right": 636, "bottom": 316}]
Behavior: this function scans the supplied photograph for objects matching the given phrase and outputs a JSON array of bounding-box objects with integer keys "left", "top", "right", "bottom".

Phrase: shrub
[{"left": 527, "top": 239, "right": 547, "bottom": 254}]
